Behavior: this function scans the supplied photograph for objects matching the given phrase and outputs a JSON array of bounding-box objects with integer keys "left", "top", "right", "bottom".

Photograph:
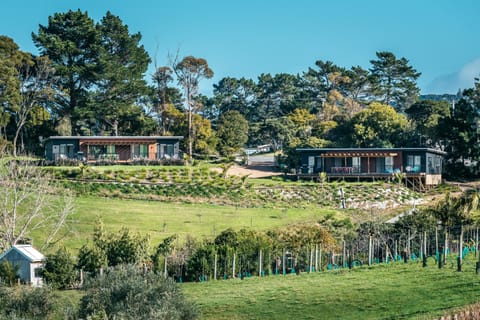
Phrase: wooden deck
[{"left": 296, "top": 171, "right": 437, "bottom": 192}]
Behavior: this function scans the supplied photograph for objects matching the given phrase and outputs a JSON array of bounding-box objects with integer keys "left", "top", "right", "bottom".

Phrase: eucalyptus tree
[
  {"left": 152, "top": 66, "right": 183, "bottom": 134},
  {"left": 173, "top": 56, "right": 213, "bottom": 159}
]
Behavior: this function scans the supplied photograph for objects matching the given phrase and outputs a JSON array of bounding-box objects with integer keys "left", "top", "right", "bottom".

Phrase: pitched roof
[{"left": 0, "top": 245, "right": 45, "bottom": 262}]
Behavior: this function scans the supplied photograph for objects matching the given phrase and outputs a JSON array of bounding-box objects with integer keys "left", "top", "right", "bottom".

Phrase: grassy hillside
[
  {"left": 36, "top": 196, "right": 340, "bottom": 252},
  {"left": 32, "top": 164, "right": 432, "bottom": 253},
  {"left": 183, "top": 260, "right": 480, "bottom": 320}
]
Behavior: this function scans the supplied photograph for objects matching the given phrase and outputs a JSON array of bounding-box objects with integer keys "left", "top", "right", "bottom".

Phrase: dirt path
[
  {"left": 226, "top": 153, "right": 282, "bottom": 178},
  {"left": 227, "top": 164, "right": 282, "bottom": 178}
]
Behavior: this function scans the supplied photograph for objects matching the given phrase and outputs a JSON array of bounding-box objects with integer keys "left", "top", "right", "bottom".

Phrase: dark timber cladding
[
  {"left": 43, "top": 136, "right": 183, "bottom": 163},
  {"left": 295, "top": 147, "right": 447, "bottom": 192}
]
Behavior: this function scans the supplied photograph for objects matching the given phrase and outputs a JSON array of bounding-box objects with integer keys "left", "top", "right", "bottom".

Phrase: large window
[
  {"left": 132, "top": 144, "right": 148, "bottom": 158},
  {"left": 89, "top": 145, "right": 117, "bottom": 160},
  {"left": 407, "top": 155, "right": 421, "bottom": 172},
  {"left": 163, "top": 144, "right": 174, "bottom": 157},
  {"left": 352, "top": 157, "right": 361, "bottom": 173},
  {"left": 89, "top": 145, "right": 106, "bottom": 158},
  {"left": 385, "top": 156, "right": 393, "bottom": 173},
  {"left": 435, "top": 157, "right": 442, "bottom": 173}
]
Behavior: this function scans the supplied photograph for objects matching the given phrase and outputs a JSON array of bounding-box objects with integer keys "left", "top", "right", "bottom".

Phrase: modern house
[
  {"left": 296, "top": 147, "right": 447, "bottom": 191},
  {"left": 43, "top": 136, "right": 183, "bottom": 163},
  {"left": 0, "top": 245, "right": 45, "bottom": 287}
]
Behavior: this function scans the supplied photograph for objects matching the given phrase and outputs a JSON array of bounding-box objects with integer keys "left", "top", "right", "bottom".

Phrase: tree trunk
[
  {"left": 187, "top": 87, "right": 193, "bottom": 160},
  {"left": 113, "top": 119, "right": 119, "bottom": 136}
]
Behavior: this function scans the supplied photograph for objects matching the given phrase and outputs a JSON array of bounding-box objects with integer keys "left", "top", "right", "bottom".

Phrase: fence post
[
  {"left": 422, "top": 230, "right": 427, "bottom": 268},
  {"left": 458, "top": 225, "right": 463, "bottom": 272},
  {"left": 394, "top": 240, "right": 398, "bottom": 261},
  {"left": 319, "top": 245, "right": 322, "bottom": 271},
  {"left": 259, "top": 249, "right": 262, "bottom": 277},
  {"left": 214, "top": 253, "right": 217, "bottom": 280},
  {"left": 232, "top": 253, "right": 236, "bottom": 278},
  {"left": 444, "top": 231, "right": 448, "bottom": 265},
  {"left": 368, "top": 236, "right": 372, "bottom": 266},
  {"left": 309, "top": 247, "right": 314, "bottom": 273},
  {"left": 476, "top": 227, "right": 479, "bottom": 258}
]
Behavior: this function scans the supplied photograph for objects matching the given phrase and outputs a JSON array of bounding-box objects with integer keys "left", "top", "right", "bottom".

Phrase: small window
[{"left": 34, "top": 267, "right": 43, "bottom": 278}]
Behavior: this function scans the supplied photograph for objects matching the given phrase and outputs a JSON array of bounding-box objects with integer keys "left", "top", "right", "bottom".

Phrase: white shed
[{"left": 0, "top": 245, "right": 45, "bottom": 287}]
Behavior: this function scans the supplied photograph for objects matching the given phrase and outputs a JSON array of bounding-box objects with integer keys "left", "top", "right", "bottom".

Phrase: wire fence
[{"left": 161, "top": 224, "right": 480, "bottom": 282}]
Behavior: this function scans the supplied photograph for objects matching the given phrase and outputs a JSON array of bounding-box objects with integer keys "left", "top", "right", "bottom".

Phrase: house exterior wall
[
  {"left": 0, "top": 250, "right": 44, "bottom": 285},
  {"left": 402, "top": 150, "right": 425, "bottom": 173},
  {"left": 297, "top": 148, "right": 445, "bottom": 176},
  {"left": 148, "top": 144, "right": 156, "bottom": 160},
  {"left": 29, "top": 262, "right": 44, "bottom": 287},
  {"left": 44, "top": 138, "right": 80, "bottom": 161},
  {"left": 44, "top": 136, "right": 183, "bottom": 162}
]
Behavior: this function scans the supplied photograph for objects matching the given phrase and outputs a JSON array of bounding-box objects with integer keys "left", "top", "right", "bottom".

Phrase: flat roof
[
  {"left": 46, "top": 135, "right": 183, "bottom": 140},
  {"left": 295, "top": 147, "right": 447, "bottom": 156}
]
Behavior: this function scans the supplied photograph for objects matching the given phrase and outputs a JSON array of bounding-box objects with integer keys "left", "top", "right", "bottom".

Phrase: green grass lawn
[
  {"left": 182, "top": 260, "right": 480, "bottom": 320},
  {"left": 42, "top": 196, "right": 339, "bottom": 252}
]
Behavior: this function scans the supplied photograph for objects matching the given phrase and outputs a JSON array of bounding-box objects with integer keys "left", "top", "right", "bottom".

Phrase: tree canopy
[{"left": 1, "top": 10, "right": 480, "bottom": 176}]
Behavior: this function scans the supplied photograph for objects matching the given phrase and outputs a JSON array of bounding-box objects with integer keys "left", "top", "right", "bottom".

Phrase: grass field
[
  {"left": 182, "top": 260, "right": 480, "bottom": 320},
  {"left": 40, "top": 196, "right": 340, "bottom": 252}
]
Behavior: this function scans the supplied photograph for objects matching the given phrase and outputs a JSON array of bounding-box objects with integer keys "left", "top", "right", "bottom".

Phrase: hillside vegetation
[{"left": 47, "top": 165, "right": 422, "bottom": 210}]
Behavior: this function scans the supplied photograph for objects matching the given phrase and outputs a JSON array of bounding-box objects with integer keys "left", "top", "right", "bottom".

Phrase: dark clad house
[
  {"left": 296, "top": 147, "right": 447, "bottom": 191},
  {"left": 44, "top": 136, "right": 183, "bottom": 163}
]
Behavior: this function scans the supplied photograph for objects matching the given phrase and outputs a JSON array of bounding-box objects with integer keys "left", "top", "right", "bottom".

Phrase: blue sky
[{"left": 1, "top": 0, "right": 480, "bottom": 95}]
